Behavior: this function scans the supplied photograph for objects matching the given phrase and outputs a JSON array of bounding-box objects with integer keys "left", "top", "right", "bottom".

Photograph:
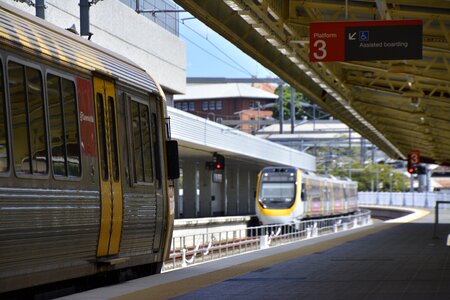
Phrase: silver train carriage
[
  {"left": 0, "top": 2, "right": 179, "bottom": 294},
  {"left": 256, "top": 167, "right": 358, "bottom": 225}
]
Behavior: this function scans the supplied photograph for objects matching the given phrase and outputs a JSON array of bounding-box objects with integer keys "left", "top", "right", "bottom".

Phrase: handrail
[{"left": 163, "top": 210, "right": 371, "bottom": 271}]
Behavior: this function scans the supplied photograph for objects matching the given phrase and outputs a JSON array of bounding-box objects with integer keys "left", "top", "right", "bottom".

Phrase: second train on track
[{"left": 256, "top": 166, "right": 358, "bottom": 225}]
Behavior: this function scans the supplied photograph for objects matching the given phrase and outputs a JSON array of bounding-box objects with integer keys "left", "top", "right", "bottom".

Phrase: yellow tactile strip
[{"left": 360, "top": 205, "right": 430, "bottom": 224}]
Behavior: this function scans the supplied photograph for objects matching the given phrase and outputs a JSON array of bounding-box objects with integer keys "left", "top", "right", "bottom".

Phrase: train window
[
  {"left": 8, "top": 62, "right": 48, "bottom": 175},
  {"left": 301, "top": 183, "right": 306, "bottom": 201},
  {"left": 0, "top": 60, "right": 8, "bottom": 172},
  {"left": 96, "top": 94, "right": 108, "bottom": 181},
  {"left": 152, "top": 112, "right": 161, "bottom": 186},
  {"left": 334, "top": 185, "right": 342, "bottom": 200},
  {"left": 141, "top": 105, "right": 153, "bottom": 182},
  {"left": 62, "top": 79, "right": 81, "bottom": 177},
  {"left": 47, "top": 74, "right": 81, "bottom": 177},
  {"left": 310, "top": 181, "right": 320, "bottom": 199},
  {"left": 131, "top": 101, "right": 143, "bottom": 182},
  {"left": 108, "top": 97, "right": 119, "bottom": 182},
  {"left": 131, "top": 100, "right": 153, "bottom": 183}
]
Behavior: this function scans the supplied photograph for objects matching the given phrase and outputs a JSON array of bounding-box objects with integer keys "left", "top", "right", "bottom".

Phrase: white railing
[
  {"left": 358, "top": 191, "right": 450, "bottom": 208},
  {"left": 163, "top": 210, "right": 371, "bottom": 271}
]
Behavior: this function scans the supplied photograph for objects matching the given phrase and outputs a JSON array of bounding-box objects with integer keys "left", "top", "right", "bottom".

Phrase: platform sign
[
  {"left": 309, "top": 20, "right": 422, "bottom": 62},
  {"left": 409, "top": 149, "right": 420, "bottom": 165}
]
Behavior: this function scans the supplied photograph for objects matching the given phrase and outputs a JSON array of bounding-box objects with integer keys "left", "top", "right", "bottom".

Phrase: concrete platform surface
[{"left": 59, "top": 208, "right": 450, "bottom": 300}]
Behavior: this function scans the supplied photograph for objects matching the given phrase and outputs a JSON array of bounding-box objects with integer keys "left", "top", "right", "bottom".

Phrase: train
[
  {"left": 256, "top": 166, "right": 358, "bottom": 225},
  {"left": 0, "top": 2, "right": 179, "bottom": 296}
]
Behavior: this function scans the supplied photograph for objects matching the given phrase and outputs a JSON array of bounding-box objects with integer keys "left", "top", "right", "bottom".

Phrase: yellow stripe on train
[{"left": 257, "top": 205, "right": 296, "bottom": 217}]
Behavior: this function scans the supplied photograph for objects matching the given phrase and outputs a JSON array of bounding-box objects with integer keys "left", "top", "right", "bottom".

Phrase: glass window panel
[
  {"left": 261, "top": 182, "right": 295, "bottom": 199},
  {"left": 188, "top": 102, "right": 195, "bottom": 111},
  {"left": 0, "top": 61, "right": 8, "bottom": 172},
  {"left": 8, "top": 62, "right": 30, "bottom": 174},
  {"left": 202, "top": 101, "right": 208, "bottom": 111},
  {"left": 96, "top": 94, "right": 108, "bottom": 181},
  {"left": 62, "top": 78, "right": 81, "bottom": 177},
  {"left": 131, "top": 101, "right": 143, "bottom": 182},
  {"left": 130, "top": 99, "right": 155, "bottom": 184},
  {"left": 108, "top": 97, "right": 119, "bottom": 182},
  {"left": 152, "top": 112, "right": 161, "bottom": 184},
  {"left": 216, "top": 100, "right": 222, "bottom": 110},
  {"left": 209, "top": 101, "right": 215, "bottom": 110},
  {"left": 26, "top": 67, "right": 47, "bottom": 174},
  {"left": 47, "top": 74, "right": 66, "bottom": 176},
  {"left": 141, "top": 105, "right": 153, "bottom": 182}
]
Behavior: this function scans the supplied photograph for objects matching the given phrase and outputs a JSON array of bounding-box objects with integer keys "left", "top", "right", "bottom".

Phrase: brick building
[{"left": 174, "top": 83, "right": 278, "bottom": 133}]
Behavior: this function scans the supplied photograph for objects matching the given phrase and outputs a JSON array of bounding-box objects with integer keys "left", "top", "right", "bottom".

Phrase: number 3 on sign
[
  {"left": 410, "top": 152, "right": 419, "bottom": 164},
  {"left": 313, "top": 39, "right": 327, "bottom": 60}
]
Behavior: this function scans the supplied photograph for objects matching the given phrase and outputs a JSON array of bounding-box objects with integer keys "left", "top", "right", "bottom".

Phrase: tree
[
  {"left": 326, "top": 161, "right": 410, "bottom": 192},
  {"left": 272, "top": 85, "right": 329, "bottom": 121},
  {"left": 272, "top": 85, "right": 303, "bottom": 120}
]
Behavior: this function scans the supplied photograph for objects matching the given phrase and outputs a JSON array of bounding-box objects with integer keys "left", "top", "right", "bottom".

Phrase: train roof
[
  {"left": 301, "top": 171, "right": 355, "bottom": 183},
  {"left": 0, "top": 2, "right": 160, "bottom": 95}
]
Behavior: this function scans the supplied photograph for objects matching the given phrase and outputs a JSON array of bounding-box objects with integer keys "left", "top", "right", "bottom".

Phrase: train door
[{"left": 93, "top": 77, "right": 123, "bottom": 257}]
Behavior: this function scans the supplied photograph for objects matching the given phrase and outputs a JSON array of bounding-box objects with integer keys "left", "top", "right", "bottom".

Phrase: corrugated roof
[
  {"left": 174, "top": 83, "right": 278, "bottom": 100},
  {"left": 168, "top": 106, "right": 316, "bottom": 171},
  {"left": 259, "top": 120, "right": 361, "bottom": 136}
]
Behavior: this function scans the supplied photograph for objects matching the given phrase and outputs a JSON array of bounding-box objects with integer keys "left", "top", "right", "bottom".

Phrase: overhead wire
[
  {"left": 179, "top": 18, "right": 254, "bottom": 76},
  {"left": 180, "top": 33, "right": 254, "bottom": 76},
  {"left": 132, "top": 1, "right": 254, "bottom": 76}
]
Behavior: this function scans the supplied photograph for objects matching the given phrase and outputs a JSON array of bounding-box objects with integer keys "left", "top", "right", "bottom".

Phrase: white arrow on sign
[{"left": 348, "top": 32, "right": 356, "bottom": 40}]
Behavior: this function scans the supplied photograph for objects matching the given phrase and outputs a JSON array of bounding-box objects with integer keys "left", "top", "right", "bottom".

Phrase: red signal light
[
  {"left": 408, "top": 167, "right": 414, "bottom": 174},
  {"left": 212, "top": 153, "right": 225, "bottom": 170}
]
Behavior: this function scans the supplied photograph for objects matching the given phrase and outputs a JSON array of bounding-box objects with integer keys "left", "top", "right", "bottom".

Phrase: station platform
[{"left": 59, "top": 208, "right": 450, "bottom": 300}]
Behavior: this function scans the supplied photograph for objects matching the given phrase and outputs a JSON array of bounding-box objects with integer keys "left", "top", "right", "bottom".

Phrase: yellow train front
[{"left": 256, "top": 167, "right": 358, "bottom": 225}]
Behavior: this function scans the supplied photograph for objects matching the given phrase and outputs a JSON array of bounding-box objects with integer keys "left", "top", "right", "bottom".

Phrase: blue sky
[{"left": 179, "top": 12, "right": 276, "bottom": 78}]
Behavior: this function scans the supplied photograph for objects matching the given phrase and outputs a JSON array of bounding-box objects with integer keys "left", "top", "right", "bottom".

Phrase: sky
[{"left": 178, "top": 12, "right": 276, "bottom": 79}]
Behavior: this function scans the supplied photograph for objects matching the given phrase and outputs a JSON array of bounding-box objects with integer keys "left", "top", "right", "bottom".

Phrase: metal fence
[
  {"left": 358, "top": 191, "right": 450, "bottom": 208},
  {"left": 163, "top": 210, "right": 371, "bottom": 271}
]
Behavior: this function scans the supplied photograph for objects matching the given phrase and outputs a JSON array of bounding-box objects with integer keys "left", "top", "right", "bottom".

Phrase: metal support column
[
  {"left": 278, "top": 84, "right": 283, "bottom": 134},
  {"left": 290, "top": 86, "right": 295, "bottom": 134},
  {"left": 36, "top": 0, "right": 45, "bottom": 19}
]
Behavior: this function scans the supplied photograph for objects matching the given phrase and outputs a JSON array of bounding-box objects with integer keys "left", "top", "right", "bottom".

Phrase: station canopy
[{"left": 174, "top": 0, "right": 450, "bottom": 166}]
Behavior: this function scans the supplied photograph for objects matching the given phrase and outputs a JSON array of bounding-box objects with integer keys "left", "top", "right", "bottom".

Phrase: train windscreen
[{"left": 258, "top": 170, "right": 296, "bottom": 209}]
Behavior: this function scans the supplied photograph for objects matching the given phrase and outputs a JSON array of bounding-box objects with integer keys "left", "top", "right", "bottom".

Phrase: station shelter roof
[
  {"left": 168, "top": 106, "right": 316, "bottom": 172},
  {"left": 174, "top": 0, "right": 450, "bottom": 166}
]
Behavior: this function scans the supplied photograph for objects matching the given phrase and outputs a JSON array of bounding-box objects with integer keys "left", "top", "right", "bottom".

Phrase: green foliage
[
  {"left": 326, "top": 162, "right": 410, "bottom": 192},
  {"left": 272, "top": 86, "right": 304, "bottom": 120},
  {"left": 272, "top": 85, "right": 329, "bottom": 121}
]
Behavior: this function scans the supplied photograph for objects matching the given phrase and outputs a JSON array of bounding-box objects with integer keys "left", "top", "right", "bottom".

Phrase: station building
[{"left": 174, "top": 83, "right": 277, "bottom": 134}]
